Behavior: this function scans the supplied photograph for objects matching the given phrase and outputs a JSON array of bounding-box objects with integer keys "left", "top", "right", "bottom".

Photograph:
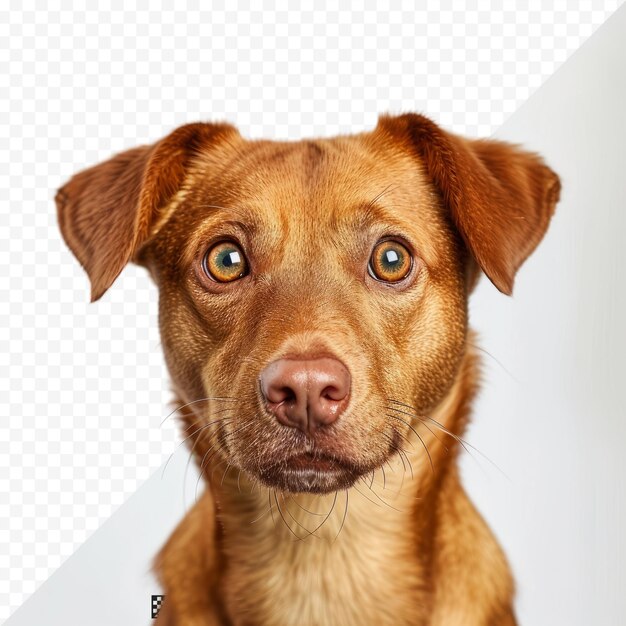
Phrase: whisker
[
  {"left": 199, "top": 418, "right": 255, "bottom": 474},
  {"left": 250, "top": 476, "right": 262, "bottom": 495},
  {"left": 361, "top": 472, "right": 404, "bottom": 512},
  {"left": 161, "top": 415, "right": 233, "bottom": 479},
  {"left": 333, "top": 490, "right": 349, "bottom": 542},
  {"left": 379, "top": 430, "right": 414, "bottom": 494},
  {"left": 392, "top": 426, "right": 415, "bottom": 451},
  {"left": 423, "top": 416, "right": 508, "bottom": 478},
  {"left": 397, "top": 446, "right": 414, "bottom": 481},
  {"left": 160, "top": 396, "right": 238, "bottom": 426},
  {"left": 416, "top": 418, "right": 448, "bottom": 451},
  {"left": 387, "top": 401, "right": 475, "bottom": 460},
  {"left": 356, "top": 478, "right": 403, "bottom": 513},
  {"left": 194, "top": 450, "right": 226, "bottom": 502},
  {"left": 220, "top": 462, "right": 232, "bottom": 487},
  {"left": 352, "top": 481, "right": 384, "bottom": 509},
  {"left": 395, "top": 445, "right": 407, "bottom": 474},
  {"left": 468, "top": 342, "right": 518, "bottom": 382},
  {"left": 250, "top": 498, "right": 273, "bottom": 524},
  {"left": 206, "top": 457, "right": 229, "bottom": 489},
  {"left": 183, "top": 416, "right": 238, "bottom": 499},
  {"left": 194, "top": 455, "right": 223, "bottom": 503},
  {"left": 306, "top": 490, "right": 338, "bottom": 538},
  {"left": 363, "top": 184, "right": 397, "bottom": 213},
  {"left": 177, "top": 405, "right": 235, "bottom": 438},
  {"left": 274, "top": 490, "right": 303, "bottom": 541},
  {"left": 386, "top": 399, "right": 508, "bottom": 479},
  {"left": 280, "top": 494, "right": 312, "bottom": 531},
  {"left": 279, "top": 493, "right": 322, "bottom": 537},
  {"left": 391, "top": 444, "right": 409, "bottom": 492},
  {"left": 386, "top": 411, "right": 433, "bottom": 472},
  {"left": 268, "top": 490, "right": 276, "bottom": 527},
  {"left": 190, "top": 419, "right": 255, "bottom": 502},
  {"left": 287, "top": 496, "right": 328, "bottom": 517}
]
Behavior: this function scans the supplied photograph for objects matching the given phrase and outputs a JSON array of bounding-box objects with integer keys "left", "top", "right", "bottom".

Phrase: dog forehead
[
  {"left": 166, "top": 131, "right": 447, "bottom": 271},
  {"left": 201, "top": 133, "right": 435, "bottom": 228}
]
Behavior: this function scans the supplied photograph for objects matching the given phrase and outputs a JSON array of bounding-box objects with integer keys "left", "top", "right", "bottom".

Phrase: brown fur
[{"left": 56, "top": 114, "right": 560, "bottom": 625}]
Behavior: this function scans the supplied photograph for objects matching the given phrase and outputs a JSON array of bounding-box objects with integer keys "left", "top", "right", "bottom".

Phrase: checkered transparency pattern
[
  {"left": 152, "top": 595, "right": 165, "bottom": 620},
  {"left": 0, "top": 0, "right": 622, "bottom": 620}
]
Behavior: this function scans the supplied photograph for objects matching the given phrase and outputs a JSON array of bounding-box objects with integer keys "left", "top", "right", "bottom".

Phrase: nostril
[
  {"left": 320, "top": 385, "right": 347, "bottom": 402},
  {"left": 263, "top": 383, "right": 296, "bottom": 406},
  {"left": 276, "top": 386, "right": 296, "bottom": 404}
]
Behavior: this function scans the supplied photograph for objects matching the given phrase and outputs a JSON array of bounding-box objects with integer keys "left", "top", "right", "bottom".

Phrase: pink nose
[{"left": 259, "top": 357, "right": 351, "bottom": 434}]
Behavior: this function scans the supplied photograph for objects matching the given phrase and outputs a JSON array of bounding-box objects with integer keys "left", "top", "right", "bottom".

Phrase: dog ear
[
  {"left": 56, "top": 122, "right": 239, "bottom": 301},
  {"left": 377, "top": 113, "right": 561, "bottom": 295}
]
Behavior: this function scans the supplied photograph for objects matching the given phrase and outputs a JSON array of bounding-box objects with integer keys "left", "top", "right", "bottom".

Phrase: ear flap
[
  {"left": 56, "top": 122, "right": 238, "bottom": 301},
  {"left": 377, "top": 113, "right": 561, "bottom": 295}
]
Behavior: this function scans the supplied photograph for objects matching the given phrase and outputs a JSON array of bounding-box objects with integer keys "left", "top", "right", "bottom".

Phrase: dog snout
[{"left": 259, "top": 357, "right": 351, "bottom": 434}]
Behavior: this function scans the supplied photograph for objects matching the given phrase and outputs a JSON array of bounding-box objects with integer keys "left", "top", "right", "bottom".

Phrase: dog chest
[{"left": 218, "top": 488, "right": 429, "bottom": 626}]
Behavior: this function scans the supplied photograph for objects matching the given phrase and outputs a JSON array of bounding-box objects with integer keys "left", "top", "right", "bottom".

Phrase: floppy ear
[
  {"left": 378, "top": 113, "right": 561, "bottom": 295},
  {"left": 56, "top": 122, "right": 238, "bottom": 301}
]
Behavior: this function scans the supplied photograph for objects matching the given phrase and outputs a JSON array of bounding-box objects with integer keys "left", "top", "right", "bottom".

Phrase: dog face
[
  {"left": 56, "top": 114, "right": 560, "bottom": 494},
  {"left": 144, "top": 131, "right": 469, "bottom": 494}
]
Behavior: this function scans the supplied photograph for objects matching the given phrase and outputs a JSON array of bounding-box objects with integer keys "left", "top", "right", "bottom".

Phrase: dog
[{"left": 56, "top": 113, "right": 560, "bottom": 626}]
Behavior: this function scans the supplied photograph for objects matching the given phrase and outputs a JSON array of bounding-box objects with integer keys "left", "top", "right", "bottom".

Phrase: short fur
[{"left": 56, "top": 113, "right": 560, "bottom": 626}]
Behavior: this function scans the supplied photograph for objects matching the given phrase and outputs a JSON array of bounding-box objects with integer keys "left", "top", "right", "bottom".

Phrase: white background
[{"left": 1, "top": 2, "right": 624, "bottom": 623}]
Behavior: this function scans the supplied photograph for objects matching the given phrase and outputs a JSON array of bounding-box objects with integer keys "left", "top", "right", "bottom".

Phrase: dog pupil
[{"left": 223, "top": 251, "right": 240, "bottom": 268}]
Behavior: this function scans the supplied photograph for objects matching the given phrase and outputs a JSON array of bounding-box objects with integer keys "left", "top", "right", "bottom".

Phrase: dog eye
[
  {"left": 202, "top": 241, "right": 249, "bottom": 283},
  {"left": 368, "top": 240, "right": 413, "bottom": 283}
]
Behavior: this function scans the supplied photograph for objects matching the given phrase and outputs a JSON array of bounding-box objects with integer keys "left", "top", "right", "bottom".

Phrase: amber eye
[
  {"left": 368, "top": 240, "right": 413, "bottom": 283},
  {"left": 202, "top": 241, "right": 248, "bottom": 283}
]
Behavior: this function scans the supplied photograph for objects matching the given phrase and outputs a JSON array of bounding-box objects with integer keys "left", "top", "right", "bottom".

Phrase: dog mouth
[{"left": 256, "top": 451, "right": 363, "bottom": 494}]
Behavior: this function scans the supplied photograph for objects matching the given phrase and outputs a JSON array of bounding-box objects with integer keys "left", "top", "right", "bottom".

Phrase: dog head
[{"left": 56, "top": 114, "right": 560, "bottom": 493}]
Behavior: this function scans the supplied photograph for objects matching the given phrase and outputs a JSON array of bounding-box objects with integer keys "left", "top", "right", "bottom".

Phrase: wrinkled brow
[
  {"left": 330, "top": 199, "right": 415, "bottom": 234},
  {"left": 179, "top": 208, "right": 259, "bottom": 268}
]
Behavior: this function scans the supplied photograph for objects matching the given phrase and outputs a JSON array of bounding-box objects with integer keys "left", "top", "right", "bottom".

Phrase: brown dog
[{"left": 56, "top": 114, "right": 560, "bottom": 626}]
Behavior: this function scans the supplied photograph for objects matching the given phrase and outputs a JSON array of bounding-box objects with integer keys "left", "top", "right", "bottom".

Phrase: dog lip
[
  {"left": 257, "top": 451, "right": 362, "bottom": 493},
  {"left": 286, "top": 451, "right": 345, "bottom": 472}
]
